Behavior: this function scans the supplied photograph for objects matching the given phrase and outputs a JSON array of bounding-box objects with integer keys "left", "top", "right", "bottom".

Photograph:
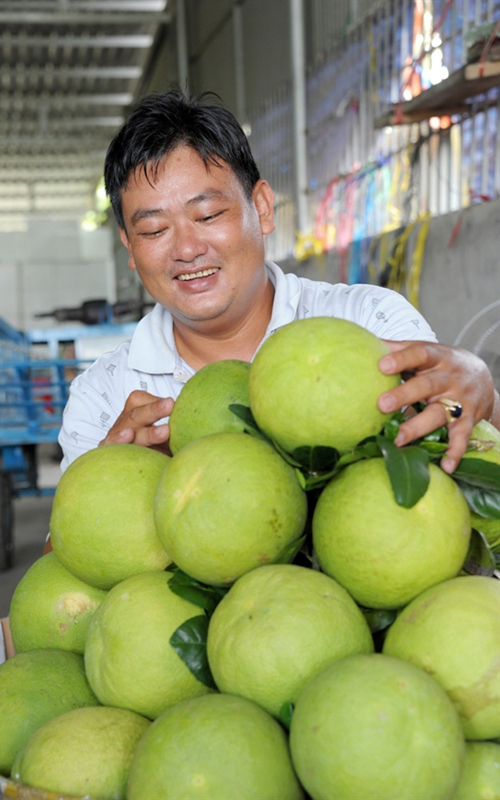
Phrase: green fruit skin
[
  {"left": 0, "top": 649, "right": 99, "bottom": 776},
  {"left": 127, "top": 693, "right": 305, "bottom": 800},
  {"left": 10, "top": 552, "right": 107, "bottom": 654},
  {"left": 469, "top": 420, "right": 500, "bottom": 451},
  {"left": 383, "top": 576, "right": 500, "bottom": 740},
  {"left": 169, "top": 359, "right": 251, "bottom": 454},
  {"left": 461, "top": 424, "right": 500, "bottom": 551},
  {"left": 154, "top": 432, "right": 308, "bottom": 586},
  {"left": 50, "top": 444, "right": 171, "bottom": 590},
  {"left": 313, "top": 459, "right": 471, "bottom": 609},
  {"left": 450, "top": 742, "right": 500, "bottom": 800},
  {"left": 84, "top": 571, "right": 212, "bottom": 720},
  {"left": 289, "top": 653, "right": 465, "bottom": 800},
  {"left": 15, "top": 706, "right": 150, "bottom": 800},
  {"left": 207, "top": 564, "right": 374, "bottom": 717},
  {"left": 248, "top": 317, "right": 400, "bottom": 454}
]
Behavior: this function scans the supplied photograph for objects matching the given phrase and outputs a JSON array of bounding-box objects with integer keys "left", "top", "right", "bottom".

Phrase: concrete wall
[
  {"left": 281, "top": 197, "right": 500, "bottom": 349},
  {"left": 0, "top": 220, "right": 116, "bottom": 332}
]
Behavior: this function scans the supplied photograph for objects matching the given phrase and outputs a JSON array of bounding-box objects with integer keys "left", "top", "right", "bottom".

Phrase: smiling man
[{"left": 58, "top": 89, "right": 499, "bottom": 474}]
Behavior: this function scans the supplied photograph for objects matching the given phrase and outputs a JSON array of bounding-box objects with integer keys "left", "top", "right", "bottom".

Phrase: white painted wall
[{"left": 0, "top": 220, "right": 116, "bottom": 332}]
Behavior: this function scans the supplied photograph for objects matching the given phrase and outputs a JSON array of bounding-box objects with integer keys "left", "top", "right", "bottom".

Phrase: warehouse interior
[{"left": 1, "top": 0, "right": 500, "bottom": 608}]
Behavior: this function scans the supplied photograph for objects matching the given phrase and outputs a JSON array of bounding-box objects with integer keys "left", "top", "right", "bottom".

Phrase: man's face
[{"left": 119, "top": 145, "right": 275, "bottom": 332}]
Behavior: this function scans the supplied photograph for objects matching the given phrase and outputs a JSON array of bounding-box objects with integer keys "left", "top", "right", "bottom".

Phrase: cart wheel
[{"left": 0, "top": 471, "right": 14, "bottom": 571}]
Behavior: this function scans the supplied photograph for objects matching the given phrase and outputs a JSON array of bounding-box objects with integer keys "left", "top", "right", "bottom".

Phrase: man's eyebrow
[
  {"left": 185, "top": 189, "right": 230, "bottom": 207},
  {"left": 129, "top": 190, "right": 230, "bottom": 226},
  {"left": 130, "top": 208, "right": 163, "bottom": 225}
]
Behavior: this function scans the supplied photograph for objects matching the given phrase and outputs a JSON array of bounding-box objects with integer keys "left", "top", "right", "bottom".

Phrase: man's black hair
[{"left": 104, "top": 88, "right": 261, "bottom": 230}]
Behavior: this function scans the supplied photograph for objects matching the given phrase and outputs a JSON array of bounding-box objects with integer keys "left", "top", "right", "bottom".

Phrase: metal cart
[{"left": 0, "top": 316, "right": 137, "bottom": 571}]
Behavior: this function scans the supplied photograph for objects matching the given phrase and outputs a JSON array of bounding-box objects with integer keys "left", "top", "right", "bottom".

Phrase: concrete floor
[{"left": 0, "top": 449, "right": 61, "bottom": 619}]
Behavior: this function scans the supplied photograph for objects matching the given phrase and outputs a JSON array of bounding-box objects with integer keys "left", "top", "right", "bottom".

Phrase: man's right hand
[{"left": 98, "top": 390, "right": 174, "bottom": 456}]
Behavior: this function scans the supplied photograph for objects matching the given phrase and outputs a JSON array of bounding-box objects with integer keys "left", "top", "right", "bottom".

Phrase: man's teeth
[{"left": 177, "top": 268, "right": 219, "bottom": 281}]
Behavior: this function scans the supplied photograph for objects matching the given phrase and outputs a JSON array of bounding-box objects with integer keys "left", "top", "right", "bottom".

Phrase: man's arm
[{"left": 377, "top": 341, "right": 499, "bottom": 473}]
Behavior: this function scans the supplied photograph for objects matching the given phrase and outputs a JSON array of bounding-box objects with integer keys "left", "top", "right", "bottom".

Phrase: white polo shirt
[{"left": 58, "top": 261, "right": 437, "bottom": 470}]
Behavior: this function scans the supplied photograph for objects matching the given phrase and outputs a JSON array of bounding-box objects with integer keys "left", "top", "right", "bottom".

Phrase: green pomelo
[
  {"left": 154, "top": 432, "right": 308, "bottom": 586},
  {"left": 471, "top": 515, "right": 500, "bottom": 552},
  {"left": 169, "top": 359, "right": 251, "bottom": 454},
  {"left": 50, "top": 443, "right": 171, "bottom": 590},
  {"left": 461, "top": 421, "right": 500, "bottom": 551},
  {"left": 383, "top": 575, "right": 500, "bottom": 740},
  {"left": 289, "top": 653, "right": 465, "bottom": 800},
  {"left": 0, "top": 649, "right": 98, "bottom": 776},
  {"left": 9, "top": 552, "right": 106, "bottom": 654},
  {"left": 84, "top": 571, "right": 212, "bottom": 719},
  {"left": 248, "top": 317, "right": 400, "bottom": 454},
  {"left": 450, "top": 742, "right": 500, "bottom": 800},
  {"left": 127, "top": 693, "right": 304, "bottom": 800},
  {"left": 207, "top": 564, "right": 373, "bottom": 717},
  {"left": 312, "top": 458, "right": 471, "bottom": 609},
  {"left": 14, "top": 706, "right": 150, "bottom": 800},
  {"left": 469, "top": 419, "right": 500, "bottom": 450}
]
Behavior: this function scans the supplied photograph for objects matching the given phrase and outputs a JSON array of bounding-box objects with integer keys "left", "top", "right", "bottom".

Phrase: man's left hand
[{"left": 377, "top": 341, "right": 500, "bottom": 474}]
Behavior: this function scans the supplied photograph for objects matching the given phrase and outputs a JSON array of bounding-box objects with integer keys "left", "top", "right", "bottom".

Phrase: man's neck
[{"left": 173, "top": 280, "right": 275, "bottom": 370}]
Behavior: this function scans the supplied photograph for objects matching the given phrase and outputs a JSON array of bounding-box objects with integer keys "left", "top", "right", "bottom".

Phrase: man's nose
[{"left": 170, "top": 221, "right": 208, "bottom": 262}]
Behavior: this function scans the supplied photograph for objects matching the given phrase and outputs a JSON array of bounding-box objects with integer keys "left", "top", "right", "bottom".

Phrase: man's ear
[
  {"left": 119, "top": 226, "right": 137, "bottom": 270},
  {"left": 253, "top": 180, "right": 275, "bottom": 235}
]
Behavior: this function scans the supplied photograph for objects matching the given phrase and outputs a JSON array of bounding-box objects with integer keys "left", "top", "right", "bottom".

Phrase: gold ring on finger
[{"left": 438, "top": 398, "right": 463, "bottom": 424}]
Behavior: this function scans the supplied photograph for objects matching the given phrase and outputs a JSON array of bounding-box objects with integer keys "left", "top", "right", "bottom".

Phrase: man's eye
[
  {"left": 200, "top": 210, "right": 223, "bottom": 222},
  {"left": 139, "top": 228, "right": 164, "bottom": 237}
]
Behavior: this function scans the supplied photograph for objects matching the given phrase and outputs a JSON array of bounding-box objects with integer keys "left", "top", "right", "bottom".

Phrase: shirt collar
[{"left": 127, "top": 260, "right": 302, "bottom": 374}]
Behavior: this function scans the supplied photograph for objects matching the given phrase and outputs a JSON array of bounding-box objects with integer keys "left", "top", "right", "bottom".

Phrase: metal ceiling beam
[
  {"left": 0, "top": 11, "right": 171, "bottom": 24},
  {"left": 0, "top": 171, "right": 104, "bottom": 181},
  {"left": 0, "top": 93, "right": 133, "bottom": 106},
  {"left": 3, "top": 66, "right": 142, "bottom": 78},
  {"left": 0, "top": 136, "right": 113, "bottom": 148},
  {"left": 0, "top": 1, "right": 167, "bottom": 10},
  {"left": 0, "top": 35, "right": 154, "bottom": 47},
  {"left": 0, "top": 152, "right": 106, "bottom": 165}
]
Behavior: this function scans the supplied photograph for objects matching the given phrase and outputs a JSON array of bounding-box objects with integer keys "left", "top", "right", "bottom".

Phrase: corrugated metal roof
[{"left": 0, "top": 0, "right": 171, "bottom": 231}]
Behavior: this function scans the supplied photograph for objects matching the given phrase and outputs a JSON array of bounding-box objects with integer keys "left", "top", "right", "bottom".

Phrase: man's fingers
[
  {"left": 123, "top": 396, "right": 174, "bottom": 427},
  {"left": 392, "top": 403, "right": 446, "bottom": 447},
  {"left": 379, "top": 341, "right": 438, "bottom": 375},
  {"left": 100, "top": 423, "right": 170, "bottom": 448},
  {"left": 99, "top": 427, "right": 135, "bottom": 447},
  {"left": 441, "top": 422, "right": 474, "bottom": 474},
  {"left": 378, "top": 370, "right": 451, "bottom": 414}
]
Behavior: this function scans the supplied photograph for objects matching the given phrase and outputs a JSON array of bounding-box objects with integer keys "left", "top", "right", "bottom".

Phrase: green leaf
[
  {"left": 453, "top": 457, "right": 500, "bottom": 492},
  {"left": 422, "top": 425, "right": 448, "bottom": 443},
  {"left": 272, "top": 534, "right": 307, "bottom": 565},
  {"left": 376, "top": 436, "right": 430, "bottom": 508},
  {"left": 278, "top": 701, "right": 294, "bottom": 730},
  {"left": 344, "top": 439, "right": 382, "bottom": 461},
  {"left": 418, "top": 441, "right": 448, "bottom": 458},
  {"left": 271, "top": 440, "right": 306, "bottom": 469},
  {"left": 360, "top": 607, "right": 397, "bottom": 634},
  {"left": 461, "top": 529, "right": 496, "bottom": 575},
  {"left": 383, "top": 417, "right": 400, "bottom": 441},
  {"left": 168, "top": 568, "right": 228, "bottom": 616},
  {"left": 228, "top": 404, "right": 267, "bottom": 440},
  {"left": 455, "top": 481, "right": 500, "bottom": 520},
  {"left": 290, "top": 445, "right": 340, "bottom": 474},
  {"left": 170, "top": 615, "right": 217, "bottom": 689},
  {"left": 295, "top": 468, "right": 308, "bottom": 490}
]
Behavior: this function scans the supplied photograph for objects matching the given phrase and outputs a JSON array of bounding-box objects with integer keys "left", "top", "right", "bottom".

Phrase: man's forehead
[{"left": 125, "top": 146, "right": 229, "bottom": 190}]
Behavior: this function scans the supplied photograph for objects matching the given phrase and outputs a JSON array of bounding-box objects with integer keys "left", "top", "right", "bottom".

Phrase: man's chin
[{"left": 170, "top": 301, "right": 234, "bottom": 327}]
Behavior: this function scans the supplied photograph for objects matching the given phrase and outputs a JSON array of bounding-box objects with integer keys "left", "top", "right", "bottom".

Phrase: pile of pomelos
[{"left": 1, "top": 317, "right": 499, "bottom": 800}]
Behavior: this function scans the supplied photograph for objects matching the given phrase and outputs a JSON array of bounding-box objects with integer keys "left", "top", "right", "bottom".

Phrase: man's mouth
[{"left": 176, "top": 268, "right": 220, "bottom": 282}]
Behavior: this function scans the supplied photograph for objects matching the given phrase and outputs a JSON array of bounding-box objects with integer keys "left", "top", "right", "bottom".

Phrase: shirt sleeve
[
  {"left": 58, "top": 366, "right": 123, "bottom": 472},
  {"left": 301, "top": 281, "right": 438, "bottom": 342}
]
